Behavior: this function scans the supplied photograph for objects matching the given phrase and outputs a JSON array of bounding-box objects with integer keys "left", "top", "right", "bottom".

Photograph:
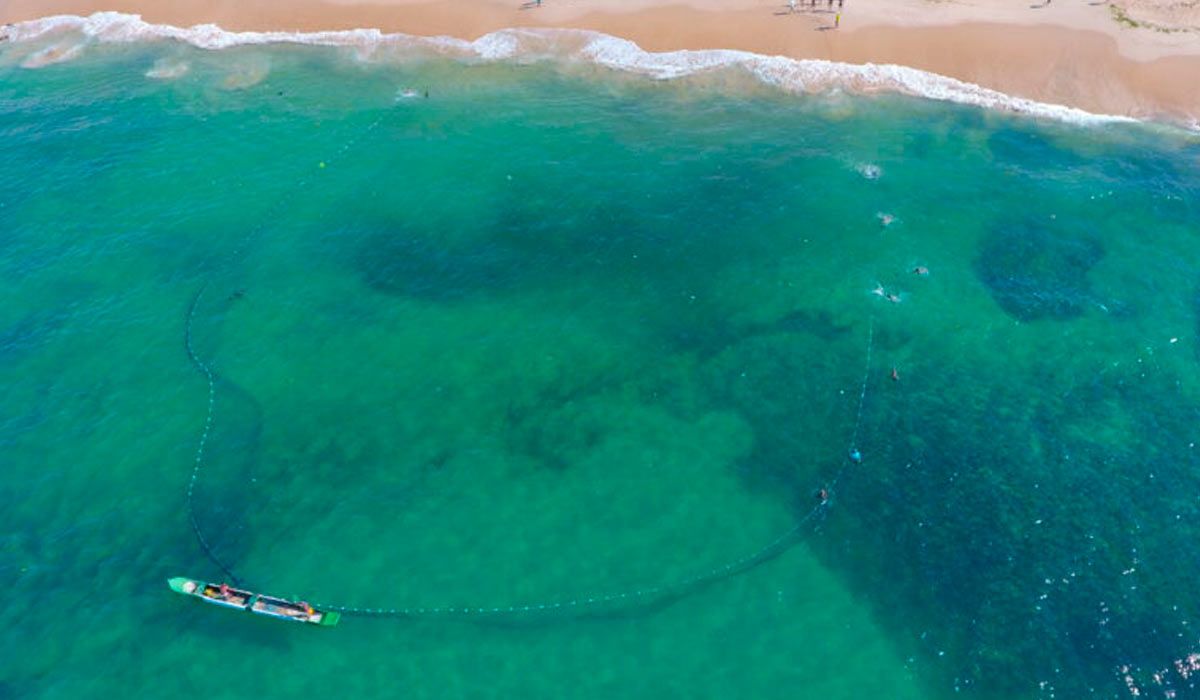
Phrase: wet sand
[{"left": 3, "top": 0, "right": 1199, "bottom": 124}]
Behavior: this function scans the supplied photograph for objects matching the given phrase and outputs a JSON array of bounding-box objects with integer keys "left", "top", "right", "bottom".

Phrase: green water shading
[{"left": 2, "top": 36, "right": 1200, "bottom": 700}]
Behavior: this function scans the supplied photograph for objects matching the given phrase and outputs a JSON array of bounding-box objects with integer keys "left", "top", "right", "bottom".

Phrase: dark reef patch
[
  {"left": 698, "top": 328, "right": 863, "bottom": 506},
  {"left": 673, "top": 306, "right": 856, "bottom": 362},
  {"left": 804, "top": 352, "right": 1200, "bottom": 698},
  {"left": 185, "top": 302, "right": 266, "bottom": 577},
  {"left": 974, "top": 217, "right": 1104, "bottom": 321},
  {"left": 355, "top": 227, "right": 541, "bottom": 302},
  {"left": 188, "top": 371, "right": 263, "bottom": 574},
  {"left": 986, "top": 126, "right": 1084, "bottom": 171},
  {"left": 0, "top": 309, "right": 68, "bottom": 367},
  {"left": 765, "top": 307, "right": 854, "bottom": 341}
]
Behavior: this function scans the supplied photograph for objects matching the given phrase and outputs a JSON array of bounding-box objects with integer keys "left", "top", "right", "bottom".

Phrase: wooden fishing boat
[{"left": 168, "top": 577, "right": 340, "bottom": 627}]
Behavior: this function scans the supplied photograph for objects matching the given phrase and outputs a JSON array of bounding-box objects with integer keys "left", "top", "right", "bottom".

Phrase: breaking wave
[{"left": 2, "top": 11, "right": 1136, "bottom": 125}]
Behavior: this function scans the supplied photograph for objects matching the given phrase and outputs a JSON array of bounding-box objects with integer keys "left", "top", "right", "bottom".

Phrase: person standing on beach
[
  {"left": 788, "top": 0, "right": 798, "bottom": 13},
  {"left": 835, "top": 12, "right": 841, "bottom": 27}
]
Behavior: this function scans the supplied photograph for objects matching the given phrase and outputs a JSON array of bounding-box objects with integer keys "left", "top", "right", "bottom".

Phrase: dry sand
[{"left": 3, "top": 0, "right": 1199, "bottom": 124}]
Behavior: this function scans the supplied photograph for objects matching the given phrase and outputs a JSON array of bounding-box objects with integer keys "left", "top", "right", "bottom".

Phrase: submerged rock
[{"left": 975, "top": 217, "right": 1104, "bottom": 322}]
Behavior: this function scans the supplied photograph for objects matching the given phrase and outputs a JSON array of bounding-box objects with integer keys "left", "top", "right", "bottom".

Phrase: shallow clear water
[{"left": 2, "top": 35, "right": 1200, "bottom": 700}]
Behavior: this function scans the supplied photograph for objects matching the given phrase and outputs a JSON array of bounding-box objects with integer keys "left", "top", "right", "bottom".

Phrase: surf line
[{"left": 183, "top": 286, "right": 877, "bottom": 619}]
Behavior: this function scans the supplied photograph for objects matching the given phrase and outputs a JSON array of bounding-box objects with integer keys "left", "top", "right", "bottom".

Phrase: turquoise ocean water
[{"left": 2, "top": 23, "right": 1200, "bottom": 700}]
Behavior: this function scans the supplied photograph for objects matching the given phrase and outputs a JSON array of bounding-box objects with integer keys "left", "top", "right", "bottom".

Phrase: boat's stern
[{"left": 317, "top": 610, "right": 341, "bottom": 627}]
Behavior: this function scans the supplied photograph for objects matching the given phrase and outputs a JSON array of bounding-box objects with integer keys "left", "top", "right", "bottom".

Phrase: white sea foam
[
  {"left": 221, "top": 57, "right": 271, "bottom": 90},
  {"left": 857, "top": 163, "right": 883, "bottom": 180},
  {"left": 4, "top": 12, "right": 1141, "bottom": 125},
  {"left": 145, "top": 57, "right": 190, "bottom": 80},
  {"left": 19, "top": 42, "right": 86, "bottom": 69}
]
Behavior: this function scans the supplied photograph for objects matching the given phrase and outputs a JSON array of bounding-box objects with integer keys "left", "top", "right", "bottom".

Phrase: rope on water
[
  {"left": 849, "top": 314, "right": 874, "bottom": 450},
  {"left": 183, "top": 298, "right": 877, "bottom": 620},
  {"left": 314, "top": 502, "right": 828, "bottom": 618},
  {"left": 184, "top": 284, "right": 241, "bottom": 585},
  {"left": 834, "top": 313, "right": 874, "bottom": 492},
  {"left": 217, "top": 110, "right": 392, "bottom": 272},
  {"left": 180, "top": 101, "right": 398, "bottom": 592},
  {"left": 178, "top": 94, "right": 880, "bottom": 621},
  {"left": 309, "top": 317, "right": 880, "bottom": 619}
]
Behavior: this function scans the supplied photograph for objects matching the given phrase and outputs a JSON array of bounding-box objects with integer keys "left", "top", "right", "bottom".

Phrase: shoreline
[{"left": 3, "top": 0, "right": 1200, "bottom": 126}]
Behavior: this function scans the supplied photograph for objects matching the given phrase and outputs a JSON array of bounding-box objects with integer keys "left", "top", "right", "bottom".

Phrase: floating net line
[
  {"left": 184, "top": 290, "right": 876, "bottom": 619},
  {"left": 181, "top": 102, "right": 392, "bottom": 586},
  {"left": 183, "top": 284, "right": 241, "bottom": 586},
  {"left": 316, "top": 317, "right": 878, "bottom": 619},
  {"left": 202, "top": 108, "right": 393, "bottom": 283},
  {"left": 179, "top": 95, "right": 880, "bottom": 620}
]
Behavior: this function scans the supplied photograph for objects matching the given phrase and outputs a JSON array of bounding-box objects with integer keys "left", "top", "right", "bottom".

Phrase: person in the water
[
  {"left": 912, "top": 266, "right": 929, "bottom": 276},
  {"left": 871, "top": 284, "right": 901, "bottom": 303},
  {"left": 890, "top": 367, "right": 899, "bottom": 381},
  {"left": 849, "top": 449, "right": 862, "bottom": 463}
]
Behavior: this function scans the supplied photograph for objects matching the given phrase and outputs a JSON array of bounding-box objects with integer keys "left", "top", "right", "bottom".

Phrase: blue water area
[{"left": 2, "top": 35, "right": 1200, "bottom": 700}]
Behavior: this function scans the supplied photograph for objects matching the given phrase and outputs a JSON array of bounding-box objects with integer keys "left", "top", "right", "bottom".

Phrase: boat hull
[{"left": 168, "top": 577, "right": 340, "bottom": 627}]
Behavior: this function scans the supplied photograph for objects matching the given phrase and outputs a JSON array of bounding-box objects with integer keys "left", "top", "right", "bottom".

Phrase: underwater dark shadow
[
  {"left": 801, "top": 352, "right": 1200, "bottom": 698},
  {"left": 182, "top": 292, "right": 266, "bottom": 583},
  {"left": 974, "top": 215, "right": 1106, "bottom": 322}
]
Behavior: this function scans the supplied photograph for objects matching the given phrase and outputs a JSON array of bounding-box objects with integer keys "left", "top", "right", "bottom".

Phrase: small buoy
[
  {"left": 319, "top": 162, "right": 326, "bottom": 168},
  {"left": 849, "top": 449, "right": 862, "bottom": 463}
]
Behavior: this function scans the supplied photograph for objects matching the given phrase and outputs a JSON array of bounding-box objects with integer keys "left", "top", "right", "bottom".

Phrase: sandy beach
[{"left": 3, "top": 0, "right": 1199, "bottom": 123}]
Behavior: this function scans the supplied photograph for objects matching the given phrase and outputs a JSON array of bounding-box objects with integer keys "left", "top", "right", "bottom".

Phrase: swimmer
[
  {"left": 817, "top": 488, "right": 829, "bottom": 502},
  {"left": 886, "top": 293, "right": 901, "bottom": 304},
  {"left": 871, "top": 283, "right": 885, "bottom": 297},
  {"left": 878, "top": 213, "right": 896, "bottom": 228},
  {"left": 398, "top": 88, "right": 420, "bottom": 99},
  {"left": 890, "top": 367, "right": 899, "bottom": 382},
  {"left": 912, "top": 266, "right": 929, "bottom": 276},
  {"left": 858, "top": 164, "right": 882, "bottom": 180},
  {"left": 849, "top": 449, "right": 862, "bottom": 463}
]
